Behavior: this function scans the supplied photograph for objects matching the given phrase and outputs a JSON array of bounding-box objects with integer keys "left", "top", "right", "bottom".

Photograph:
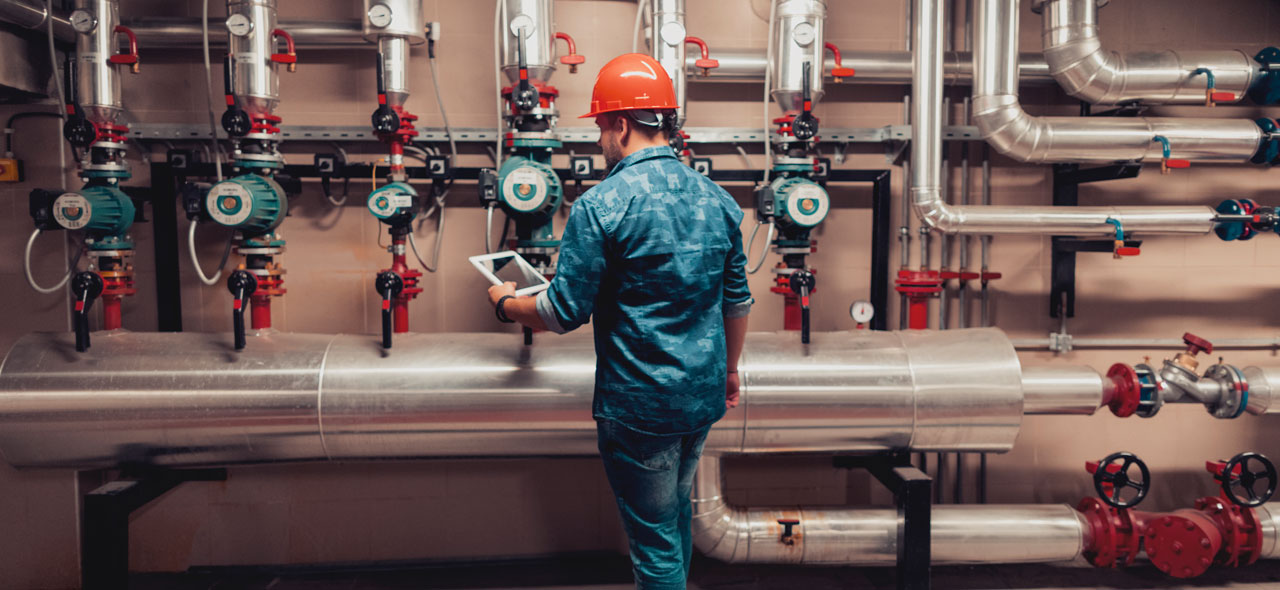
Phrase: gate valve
[
  {"left": 1209, "top": 452, "right": 1277, "bottom": 507},
  {"left": 370, "top": 52, "right": 401, "bottom": 135},
  {"left": 1104, "top": 218, "right": 1140, "bottom": 258},
  {"left": 108, "top": 25, "right": 140, "bottom": 74},
  {"left": 1192, "top": 68, "right": 1236, "bottom": 107},
  {"left": 1153, "top": 135, "right": 1190, "bottom": 174},
  {"left": 777, "top": 518, "right": 800, "bottom": 545},
  {"left": 227, "top": 270, "right": 257, "bottom": 351},
  {"left": 512, "top": 33, "right": 539, "bottom": 111},
  {"left": 1105, "top": 363, "right": 1142, "bottom": 417},
  {"left": 375, "top": 271, "right": 405, "bottom": 350},
  {"left": 684, "top": 36, "right": 719, "bottom": 76},
  {"left": 270, "top": 28, "right": 297, "bottom": 72},
  {"left": 220, "top": 54, "right": 251, "bottom": 137},
  {"left": 790, "top": 61, "right": 819, "bottom": 140},
  {"left": 70, "top": 271, "right": 104, "bottom": 353},
  {"left": 1087, "top": 451, "right": 1151, "bottom": 509},
  {"left": 823, "top": 42, "right": 855, "bottom": 82},
  {"left": 553, "top": 32, "right": 584, "bottom": 74},
  {"left": 61, "top": 59, "right": 97, "bottom": 149},
  {"left": 789, "top": 269, "right": 815, "bottom": 345}
]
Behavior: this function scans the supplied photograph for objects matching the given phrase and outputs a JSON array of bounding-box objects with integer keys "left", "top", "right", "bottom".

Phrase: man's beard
[{"left": 602, "top": 136, "right": 624, "bottom": 170}]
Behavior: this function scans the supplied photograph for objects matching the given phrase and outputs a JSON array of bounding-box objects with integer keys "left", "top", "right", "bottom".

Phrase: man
[{"left": 487, "top": 53, "right": 752, "bottom": 589}]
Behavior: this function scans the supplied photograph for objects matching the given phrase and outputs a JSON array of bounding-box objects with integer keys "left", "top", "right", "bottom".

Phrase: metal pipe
[
  {"left": 227, "top": 0, "right": 281, "bottom": 118},
  {"left": 972, "top": 0, "right": 1263, "bottom": 165},
  {"left": 500, "top": 0, "right": 555, "bottom": 84},
  {"left": 1011, "top": 337, "right": 1280, "bottom": 350},
  {"left": 650, "top": 0, "right": 687, "bottom": 126},
  {"left": 911, "top": 0, "right": 1223, "bottom": 237},
  {"left": 1038, "top": 0, "right": 1259, "bottom": 105},
  {"left": 1019, "top": 365, "right": 1102, "bottom": 414},
  {"left": 1256, "top": 504, "right": 1280, "bottom": 558},
  {"left": 123, "top": 17, "right": 364, "bottom": 48},
  {"left": 686, "top": 48, "right": 1053, "bottom": 85},
  {"left": 0, "top": 328, "right": 1113, "bottom": 469},
  {"left": 770, "top": 0, "right": 826, "bottom": 112},
  {"left": 0, "top": 0, "right": 74, "bottom": 42},
  {"left": 364, "top": 0, "right": 425, "bottom": 109},
  {"left": 74, "top": 0, "right": 124, "bottom": 126},
  {"left": 691, "top": 455, "right": 1088, "bottom": 564}
]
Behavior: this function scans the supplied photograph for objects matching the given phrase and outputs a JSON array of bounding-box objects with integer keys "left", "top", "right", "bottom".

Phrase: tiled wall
[{"left": 5, "top": 0, "right": 1280, "bottom": 586}]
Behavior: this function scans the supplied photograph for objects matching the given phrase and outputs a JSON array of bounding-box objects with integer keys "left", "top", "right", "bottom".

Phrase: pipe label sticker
[
  {"left": 234, "top": 53, "right": 259, "bottom": 65},
  {"left": 53, "top": 193, "right": 91, "bottom": 230},
  {"left": 207, "top": 182, "right": 254, "bottom": 227}
]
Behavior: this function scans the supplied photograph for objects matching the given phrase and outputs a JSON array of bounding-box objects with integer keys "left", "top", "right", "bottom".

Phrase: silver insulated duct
[
  {"left": 499, "top": 0, "right": 555, "bottom": 85},
  {"left": 71, "top": 0, "right": 126, "bottom": 125},
  {"left": 1037, "top": 0, "right": 1259, "bottom": 105},
  {"left": 770, "top": 0, "right": 826, "bottom": 112},
  {"left": 0, "top": 328, "right": 1097, "bottom": 470},
  {"left": 226, "top": 0, "right": 283, "bottom": 118},
  {"left": 363, "top": 0, "right": 425, "bottom": 108}
]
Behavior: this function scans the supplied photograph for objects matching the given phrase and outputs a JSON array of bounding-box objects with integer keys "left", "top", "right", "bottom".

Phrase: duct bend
[
  {"left": 692, "top": 455, "right": 1090, "bottom": 565},
  {"left": 1037, "top": 0, "right": 1259, "bottom": 105}
]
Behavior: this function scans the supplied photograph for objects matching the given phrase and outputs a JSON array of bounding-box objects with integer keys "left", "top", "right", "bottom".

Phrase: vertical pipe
[
  {"left": 650, "top": 0, "right": 687, "bottom": 125},
  {"left": 957, "top": 97, "right": 970, "bottom": 329}
]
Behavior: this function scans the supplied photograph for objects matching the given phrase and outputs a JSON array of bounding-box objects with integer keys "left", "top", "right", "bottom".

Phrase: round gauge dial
[
  {"left": 792, "top": 21, "right": 816, "bottom": 46},
  {"left": 225, "top": 13, "right": 253, "bottom": 37},
  {"left": 367, "top": 3, "right": 394, "bottom": 28},
  {"left": 509, "top": 14, "right": 535, "bottom": 38},
  {"left": 659, "top": 21, "right": 687, "bottom": 46},
  {"left": 69, "top": 9, "right": 97, "bottom": 34},
  {"left": 850, "top": 300, "right": 875, "bottom": 324}
]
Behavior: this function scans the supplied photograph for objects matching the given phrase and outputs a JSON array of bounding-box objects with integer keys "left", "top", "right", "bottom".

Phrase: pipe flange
[
  {"left": 235, "top": 247, "right": 286, "bottom": 256},
  {"left": 1204, "top": 364, "right": 1249, "bottom": 419},
  {"left": 1134, "top": 363, "right": 1164, "bottom": 418},
  {"left": 1030, "top": 0, "right": 1109, "bottom": 14}
]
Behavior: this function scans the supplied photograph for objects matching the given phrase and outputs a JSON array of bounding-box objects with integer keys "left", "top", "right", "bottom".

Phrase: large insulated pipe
[
  {"left": 73, "top": 0, "right": 125, "bottom": 126},
  {"left": 771, "top": 0, "right": 826, "bottom": 112},
  {"left": 1019, "top": 365, "right": 1104, "bottom": 415},
  {"left": 362, "top": 0, "right": 425, "bottom": 108},
  {"left": 972, "top": 0, "right": 1264, "bottom": 164},
  {"left": 691, "top": 48, "right": 1055, "bottom": 85},
  {"left": 691, "top": 455, "right": 1089, "bottom": 564},
  {"left": 912, "top": 0, "right": 1219, "bottom": 236},
  {"left": 1038, "top": 0, "right": 1259, "bottom": 105},
  {"left": 650, "top": 0, "right": 687, "bottom": 125},
  {"left": 227, "top": 0, "right": 282, "bottom": 118},
  {"left": 0, "top": 328, "right": 1091, "bottom": 469},
  {"left": 500, "top": 0, "right": 555, "bottom": 85},
  {"left": 0, "top": 0, "right": 74, "bottom": 41}
]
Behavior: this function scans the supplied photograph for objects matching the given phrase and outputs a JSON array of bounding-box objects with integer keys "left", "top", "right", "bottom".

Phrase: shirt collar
[{"left": 605, "top": 145, "right": 678, "bottom": 179}]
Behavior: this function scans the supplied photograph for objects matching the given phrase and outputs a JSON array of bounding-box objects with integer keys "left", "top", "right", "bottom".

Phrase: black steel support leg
[
  {"left": 81, "top": 468, "right": 226, "bottom": 590},
  {"left": 894, "top": 466, "right": 932, "bottom": 590},
  {"left": 149, "top": 162, "right": 183, "bottom": 332},
  {"left": 869, "top": 171, "right": 892, "bottom": 331}
]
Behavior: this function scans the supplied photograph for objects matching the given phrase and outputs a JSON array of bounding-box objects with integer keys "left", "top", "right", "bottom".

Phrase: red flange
[
  {"left": 95, "top": 121, "right": 129, "bottom": 144},
  {"left": 1077, "top": 497, "right": 1141, "bottom": 568},
  {"left": 895, "top": 269, "right": 942, "bottom": 330},
  {"left": 1105, "top": 363, "right": 1141, "bottom": 417},
  {"left": 1194, "top": 496, "right": 1264, "bottom": 568},
  {"left": 1143, "top": 511, "right": 1223, "bottom": 578}
]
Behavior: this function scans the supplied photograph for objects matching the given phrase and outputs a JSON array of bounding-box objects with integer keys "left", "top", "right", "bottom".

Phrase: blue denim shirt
[{"left": 535, "top": 145, "right": 753, "bottom": 435}]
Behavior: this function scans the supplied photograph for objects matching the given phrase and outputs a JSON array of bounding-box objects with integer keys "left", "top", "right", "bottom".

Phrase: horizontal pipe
[
  {"left": 1039, "top": 0, "right": 1259, "bottom": 105},
  {"left": 1013, "top": 337, "right": 1280, "bottom": 350},
  {"left": 691, "top": 455, "right": 1088, "bottom": 565},
  {"left": 689, "top": 48, "right": 1054, "bottom": 85},
  {"left": 1019, "top": 365, "right": 1102, "bottom": 415},
  {"left": 0, "top": 0, "right": 74, "bottom": 41},
  {"left": 126, "top": 17, "right": 365, "bottom": 48},
  {"left": 0, "top": 328, "right": 1115, "bottom": 469}
]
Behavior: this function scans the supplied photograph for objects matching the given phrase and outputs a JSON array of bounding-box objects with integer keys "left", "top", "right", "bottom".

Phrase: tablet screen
[{"left": 477, "top": 254, "right": 547, "bottom": 291}]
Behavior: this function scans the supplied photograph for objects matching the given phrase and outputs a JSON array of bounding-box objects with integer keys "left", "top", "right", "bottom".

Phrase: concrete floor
[{"left": 130, "top": 554, "right": 1280, "bottom": 590}]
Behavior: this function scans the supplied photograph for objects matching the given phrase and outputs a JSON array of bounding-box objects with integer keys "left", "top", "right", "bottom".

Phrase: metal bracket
[
  {"left": 833, "top": 454, "right": 932, "bottom": 590},
  {"left": 1049, "top": 162, "right": 1143, "bottom": 320}
]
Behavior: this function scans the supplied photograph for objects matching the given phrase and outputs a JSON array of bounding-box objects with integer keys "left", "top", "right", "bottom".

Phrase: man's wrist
[{"left": 495, "top": 295, "right": 516, "bottom": 323}]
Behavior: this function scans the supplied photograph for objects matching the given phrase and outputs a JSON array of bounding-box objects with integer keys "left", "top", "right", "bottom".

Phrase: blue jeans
[{"left": 597, "top": 419, "right": 710, "bottom": 590}]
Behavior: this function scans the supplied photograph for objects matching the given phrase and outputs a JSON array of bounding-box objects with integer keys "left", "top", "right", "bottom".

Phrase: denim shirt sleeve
[
  {"left": 537, "top": 199, "right": 610, "bottom": 334},
  {"left": 722, "top": 204, "right": 753, "bottom": 319}
]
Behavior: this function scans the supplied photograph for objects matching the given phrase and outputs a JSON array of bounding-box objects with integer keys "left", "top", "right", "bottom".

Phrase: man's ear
[{"left": 615, "top": 113, "right": 630, "bottom": 146}]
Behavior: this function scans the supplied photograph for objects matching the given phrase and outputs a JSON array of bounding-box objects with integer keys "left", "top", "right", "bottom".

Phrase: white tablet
[{"left": 469, "top": 251, "right": 552, "bottom": 297}]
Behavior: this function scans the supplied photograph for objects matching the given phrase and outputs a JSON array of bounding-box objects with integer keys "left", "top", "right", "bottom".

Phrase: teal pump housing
[
  {"left": 52, "top": 183, "right": 137, "bottom": 250},
  {"left": 205, "top": 174, "right": 288, "bottom": 236},
  {"left": 769, "top": 175, "right": 830, "bottom": 246},
  {"left": 368, "top": 182, "right": 420, "bottom": 227},
  {"left": 498, "top": 153, "right": 564, "bottom": 249}
]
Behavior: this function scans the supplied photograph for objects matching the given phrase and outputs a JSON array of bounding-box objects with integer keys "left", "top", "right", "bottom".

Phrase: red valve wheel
[
  {"left": 1183, "top": 332, "right": 1214, "bottom": 356},
  {"left": 1090, "top": 451, "right": 1150, "bottom": 509}
]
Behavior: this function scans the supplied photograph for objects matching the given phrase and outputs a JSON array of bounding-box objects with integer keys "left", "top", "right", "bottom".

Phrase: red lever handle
[
  {"left": 1183, "top": 332, "right": 1213, "bottom": 356},
  {"left": 824, "top": 41, "right": 855, "bottom": 81},
  {"left": 554, "top": 32, "right": 584, "bottom": 73},
  {"left": 108, "top": 25, "right": 140, "bottom": 73},
  {"left": 1210, "top": 91, "right": 1236, "bottom": 103},
  {"left": 685, "top": 36, "right": 719, "bottom": 75},
  {"left": 271, "top": 28, "right": 297, "bottom": 72}
]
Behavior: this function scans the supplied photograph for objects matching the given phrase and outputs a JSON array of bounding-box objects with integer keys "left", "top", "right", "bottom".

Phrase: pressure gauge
[
  {"left": 69, "top": 9, "right": 96, "bottom": 34},
  {"left": 792, "top": 21, "right": 816, "bottom": 46},
  {"left": 225, "top": 13, "right": 253, "bottom": 37},
  {"left": 850, "top": 300, "right": 875, "bottom": 324},
  {"left": 659, "top": 21, "right": 686, "bottom": 46},
  {"left": 509, "top": 13, "right": 535, "bottom": 38},
  {"left": 367, "top": 3, "right": 394, "bottom": 28}
]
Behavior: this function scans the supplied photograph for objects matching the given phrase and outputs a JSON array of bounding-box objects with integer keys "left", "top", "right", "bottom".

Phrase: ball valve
[
  {"left": 70, "top": 271, "right": 104, "bottom": 353},
  {"left": 1105, "top": 333, "right": 1252, "bottom": 419},
  {"left": 226, "top": 270, "right": 257, "bottom": 351}
]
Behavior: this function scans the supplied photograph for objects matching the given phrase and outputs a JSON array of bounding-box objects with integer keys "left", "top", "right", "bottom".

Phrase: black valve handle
[
  {"left": 374, "top": 271, "right": 404, "bottom": 349},
  {"left": 791, "top": 61, "right": 819, "bottom": 141},
  {"left": 1092, "top": 451, "right": 1151, "bottom": 509},
  {"left": 70, "top": 271, "right": 104, "bottom": 353},
  {"left": 227, "top": 270, "right": 257, "bottom": 351},
  {"left": 789, "top": 270, "right": 815, "bottom": 345},
  {"left": 513, "top": 32, "right": 538, "bottom": 111},
  {"left": 221, "top": 54, "right": 250, "bottom": 137},
  {"left": 1218, "top": 452, "right": 1277, "bottom": 507},
  {"left": 371, "top": 51, "right": 400, "bottom": 134},
  {"left": 62, "top": 57, "right": 97, "bottom": 149}
]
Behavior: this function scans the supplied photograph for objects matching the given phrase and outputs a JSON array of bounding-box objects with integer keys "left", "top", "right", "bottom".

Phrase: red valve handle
[
  {"left": 685, "top": 36, "right": 719, "bottom": 75},
  {"left": 271, "top": 28, "right": 297, "bottom": 72},
  {"left": 1210, "top": 91, "right": 1236, "bottom": 103},
  {"left": 554, "top": 32, "right": 584, "bottom": 72},
  {"left": 1114, "top": 245, "right": 1141, "bottom": 257},
  {"left": 1183, "top": 332, "right": 1213, "bottom": 356},
  {"left": 824, "top": 41, "right": 855, "bottom": 81},
  {"left": 108, "top": 25, "right": 140, "bottom": 73}
]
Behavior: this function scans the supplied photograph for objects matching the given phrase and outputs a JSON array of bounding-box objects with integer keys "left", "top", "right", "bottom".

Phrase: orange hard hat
[{"left": 580, "top": 53, "right": 679, "bottom": 118}]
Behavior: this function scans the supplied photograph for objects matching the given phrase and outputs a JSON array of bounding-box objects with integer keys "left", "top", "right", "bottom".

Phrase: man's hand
[
  {"left": 488, "top": 281, "right": 517, "bottom": 307},
  {"left": 725, "top": 371, "right": 740, "bottom": 410}
]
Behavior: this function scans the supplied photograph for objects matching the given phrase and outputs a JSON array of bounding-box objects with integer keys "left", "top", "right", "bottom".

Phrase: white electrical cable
[
  {"left": 201, "top": 0, "right": 224, "bottom": 181},
  {"left": 187, "top": 221, "right": 234, "bottom": 286},
  {"left": 763, "top": 0, "right": 776, "bottom": 184},
  {"left": 24, "top": 229, "right": 81, "bottom": 294},
  {"left": 744, "top": 221, "right": 775, "bottom": 274},
  {"left": 494, "top": 0, "right": 505, "bottom": 169},
  {"left": 427, "top": 52, "right": 458, "bottom": 164},
  {"left": 484, "top": 204, "right": 496, "bottom": 254},
  {"left": 408, "top": 194, "right": 447, "bottom": 273},
  {"left": 632, "top": 0, "right": 650, "bottom": 53}
]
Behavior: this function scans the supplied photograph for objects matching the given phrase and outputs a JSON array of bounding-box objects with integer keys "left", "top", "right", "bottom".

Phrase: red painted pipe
[
  {"left": 250, "top": 295, "right": 272, "bottom": 330},
  {"left": 101, "top": 296, "right": 122, "bottom": 331}
]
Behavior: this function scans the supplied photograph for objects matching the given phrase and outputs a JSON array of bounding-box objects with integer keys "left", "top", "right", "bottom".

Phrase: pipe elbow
[
  {"left": 972, "top": 94, "right": 1047, "bottom": 163},
  {"left": 910, "top": 188, "right": 960, "bottom": 234},
  {"left": 691, "top": 501, "right": 750, "bottom": 562},
  {"left": 1043, "top": 36, "right": 1120, "bottom": 103}
]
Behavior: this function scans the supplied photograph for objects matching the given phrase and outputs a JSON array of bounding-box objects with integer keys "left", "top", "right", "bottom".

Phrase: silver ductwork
[
  {"left": 911, "top": 0, "right": 1223, "bottom": 236},
  {"left": 650, "top": 0, "right": 687, "bottom": 125},
  {"left": 0, "top": 328, "right": 1114, "bottom": 470},
  {"left": 691, "top": 455, "right": 1089, "bottom": 564},
  {"left": 690, "top": 48, "right": 1054, "bottom": 85},
  {"left": 972, "top": 0, "right": 1263, "bottom": 165},
  {"left": 500, "top": 0, "right": 555, "bottom": 85},
  {"left": 770, "top": 0, "right": 826, "bottom": 112},
  {"left": 73, "top": 0, "right": 124, "bottom": 125},
  {"left": 227, "top": 0, "right": 282, "bottom": 118},
  {"left": 0, "top": 0, "right": 75, "bottom": 41},
  {"left": 1037, "top": 0, "right": 1259, "bottom": 105},
  {"left": 363, "top": 0, "right": 425, "bottom": 108},
  {"left": 1243, "top": 366, "right": 1280, "bottom": 415},
  {"left": 1019, "top": 365, "right": 1104, "bottom": 415}
]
